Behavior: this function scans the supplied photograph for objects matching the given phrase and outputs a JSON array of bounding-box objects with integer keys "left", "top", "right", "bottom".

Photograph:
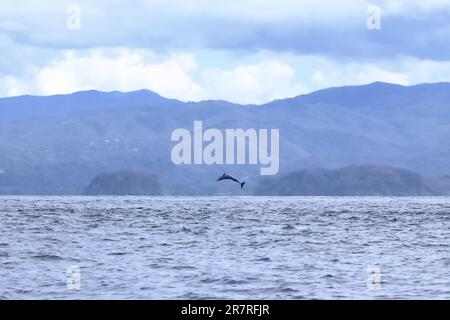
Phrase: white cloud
[
  {"left": 1, "top": 49, "right": 307, "bottom": 104},
  {"left": 201, "top": 59, "right": 307, "bottom": 104},
  {"left": 306, "top": 56, "right": 450, "bottom": 90},
  {"left": 381, "top": 0, "right": 450, "bottom": 15},
  {"left": 3, "top": 49, "right": 204, "bottom": 101},
  {"left": 3, "top": 48, "right": 450, "bottom": 104},
  {"left": 309, "top": 58, "right": 410, "bottom": 89},
  {"left": 0, "top": 0, "right": 366, "bottom": 28}
]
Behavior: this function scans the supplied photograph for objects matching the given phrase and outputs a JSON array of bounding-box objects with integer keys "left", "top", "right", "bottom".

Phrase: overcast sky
[{"left": 1, "top": 0, "right": 450, "bottom": 103}]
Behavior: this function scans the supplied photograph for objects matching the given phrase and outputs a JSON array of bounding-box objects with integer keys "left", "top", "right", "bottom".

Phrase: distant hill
[
  {"left": 425, "top": 175, "right": 450, "bottom": 196},
  {"left": 83, "top": 171, "right": 162, "bottom": 196},
  {"left": 1, "top": 82, "right": 450, "bottom": 194},
  {"left": 254, "top": 165, "right": 431, "bottom": 196}
]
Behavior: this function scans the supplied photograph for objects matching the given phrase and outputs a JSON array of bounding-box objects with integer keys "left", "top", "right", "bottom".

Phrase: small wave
[
  {"left": 255, "top": 257, "right": 272, "bottom": 262},
  {"left": 32, "top": 254, "right": 63, "bottom": 260},
  {"left": 200, "top": 277, "right": 220, "bottom": 283},
  {"left": 107, "top": 252, "right": 128, "bottom": 256},
  {"left": 223, "top": 278, "right": 248, "bottom": 285}
]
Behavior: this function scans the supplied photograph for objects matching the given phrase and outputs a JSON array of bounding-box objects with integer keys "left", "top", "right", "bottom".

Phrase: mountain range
[{"left": 1, "top": 81, "right": 450, "bottom": 195}]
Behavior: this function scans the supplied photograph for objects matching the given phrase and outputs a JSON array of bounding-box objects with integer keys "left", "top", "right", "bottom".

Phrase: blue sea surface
[{"left": 0, "top": 196, "right": 449, "bottom": 299}]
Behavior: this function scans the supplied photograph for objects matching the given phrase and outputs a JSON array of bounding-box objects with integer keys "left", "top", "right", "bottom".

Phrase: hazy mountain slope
[
  {"left": 425, "top": 175, "right": 450, "bottom": 196},
  {"left": 1, "top": 82, "right": 450, "bottom": 194},
  {"left": 254, "top": 165, "right": 431, "bottom": 196},
  {"left": 83, "top": 170, "right": 163, "bottom": 196}
]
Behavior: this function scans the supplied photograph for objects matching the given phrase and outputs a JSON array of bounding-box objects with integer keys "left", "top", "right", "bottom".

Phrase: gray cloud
[
  {"left": 2, "top": 1, "right": 450, "bottom": 60},
  {"left": 2, "top": 0, "right": 450, "bottom": 100}
]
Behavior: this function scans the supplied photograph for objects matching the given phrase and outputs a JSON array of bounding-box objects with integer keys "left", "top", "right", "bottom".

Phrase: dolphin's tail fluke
[{"left": 240, "top": 182, "right": 246, "bottom": 189}]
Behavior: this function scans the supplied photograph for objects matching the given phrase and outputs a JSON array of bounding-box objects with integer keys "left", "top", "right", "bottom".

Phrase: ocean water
[{"left": 0, "top": 196, "right": 449, "bottom": 300}]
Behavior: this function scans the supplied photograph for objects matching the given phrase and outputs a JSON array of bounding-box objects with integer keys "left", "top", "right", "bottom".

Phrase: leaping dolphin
[{"left": 217, "top": 173, "right": 246, "bottom": 189}]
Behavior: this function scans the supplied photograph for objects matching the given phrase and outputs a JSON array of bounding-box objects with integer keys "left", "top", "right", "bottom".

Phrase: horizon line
[{"left": 2, "top": 80, "right": 450, "bottom": 106}]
